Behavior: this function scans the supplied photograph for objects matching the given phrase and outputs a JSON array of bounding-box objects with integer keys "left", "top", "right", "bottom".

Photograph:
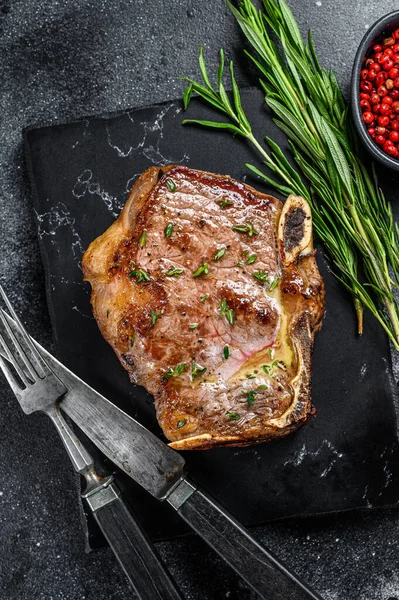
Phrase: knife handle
[
  {"left": 87, "top": 483, "right": 183, "bottom": 600},
  {"left": 168, "top": 479, "right": 323, "bottom": 600}
]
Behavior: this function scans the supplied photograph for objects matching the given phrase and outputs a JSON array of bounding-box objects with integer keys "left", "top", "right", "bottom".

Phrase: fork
[{"left": 0, "top": 285, "right": 183, "bottom": 600}]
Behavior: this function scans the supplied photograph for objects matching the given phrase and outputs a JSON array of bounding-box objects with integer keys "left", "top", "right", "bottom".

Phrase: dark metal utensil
[
  {"left": 1, "top": 292, "right": 324, "bottom": 600},
  {"left": 0, "top": 286, "right": 183, "bottom": 600}
]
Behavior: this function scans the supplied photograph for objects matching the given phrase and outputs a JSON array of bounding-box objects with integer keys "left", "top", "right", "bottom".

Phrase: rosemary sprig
[
  {"left": 162, "top": 363, "right": 187, "bottom": 379},
  {"left": 150, "top": 309, "right": 161, "bottom": 326},
  {"left": 165, "top": 222, "right": 174, "bottom": 238},
  {"left": 129, "top": 265, "right": 151, "bottom": 283},
  {"left": 191, "top": 361, "right": 207, "bottom": 379},
  {"left": 138, "top": 230, "right": 147, "bottom": 248},
  {"left": 217, "top": 197, "right": 233, "bottom": 208},
  {"left": 232, "top": 222, "right": 259, "bottom": 236},
  {"left": 165, "top": 266, "right": 184, "bottom": 278},
  {"left": 192, "top": 260, "right": 209, "bottom": 277},
  {"left": 220, "top": 297, "right": 235, "bottom": 325},
  {"left": 182, "top": 0, "right": 399, "bottom": 349},
  {"left": 214, "top": 247, "right": 227, "bottom": 261}
]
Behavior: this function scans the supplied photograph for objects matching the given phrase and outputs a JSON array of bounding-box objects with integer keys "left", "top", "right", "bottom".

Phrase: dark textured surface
[
  {"left": 1, "top": 1, "right": 399, "bottom": 599},
  {"left": 24, "top": 91, "right": 399, "bottom": 541}
]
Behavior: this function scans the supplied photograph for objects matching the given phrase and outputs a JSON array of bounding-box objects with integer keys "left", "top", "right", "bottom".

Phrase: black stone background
[{"left": 1, "top": 1, "right": 399, "bottom": 599}]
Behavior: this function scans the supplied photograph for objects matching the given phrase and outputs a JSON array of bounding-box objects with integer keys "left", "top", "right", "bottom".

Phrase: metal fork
[{"left": 0, "top": 285, "right": 183, "bottom": 600}]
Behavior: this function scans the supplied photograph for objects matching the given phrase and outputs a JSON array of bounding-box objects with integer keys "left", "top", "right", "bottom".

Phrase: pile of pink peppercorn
[{"left": 360, "top": 29, "right": 399, "bottom": 158}]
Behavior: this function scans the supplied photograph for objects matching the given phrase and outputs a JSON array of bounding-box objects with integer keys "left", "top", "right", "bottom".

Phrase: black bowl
[{"left": 351, "top": 10, "right": 399, "bottom": 171}]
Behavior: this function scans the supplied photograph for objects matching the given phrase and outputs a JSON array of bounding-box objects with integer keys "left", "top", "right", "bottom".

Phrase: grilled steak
[{"left": 83, "top": 165, "right": 324, "bottom": 450}]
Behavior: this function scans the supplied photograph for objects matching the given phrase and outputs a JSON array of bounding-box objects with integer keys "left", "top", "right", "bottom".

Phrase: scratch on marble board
[
  {"left": 107, "top": 104, "right": 189, "bottom": 165},
  {"left": 49, "top": 274, "right": 85, "bottom": 286},
  {"left": 374, "top": 453, "right": 393, "bottom": 499},
  {"left": 71, "top": 119, "right": 91, "bottom": 149},
  {"left": 72, "top": 169, "right": 123, "bottom": 217},
  {"left": 35, "top": 203, "right": 84, "bottom": 267},
  {"left": 283, "top": 440, "right": 344, "bottom": 478},
  {"left": 360, "top": 363, "right": 367, "bottom": 381},
  {"left": 362, "top": 484, "right": 372, "bottom": 508},
  {"left": 72, "top": 305, "right": 94, "bottom": 320}
]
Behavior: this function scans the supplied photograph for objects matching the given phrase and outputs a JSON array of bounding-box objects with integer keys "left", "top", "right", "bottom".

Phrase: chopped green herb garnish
[
  {"left": 200, "top": 294, "right": 209, "bottom": 302},
  {"left": 223, "top": 345, "right": 229, "bottom": 360},
  {"left": 226, "top": 411, "right": 240, "bottom": 420},
  {"left": 165, "top": 222, "right": 173, "bottom": 238},
  {"left": 269, "top": 278, "right": 280, "bottom": 291},
  {"left": 243, "top": 250, "right": 249, "bottom": 257},
  {"left": 138, "top": 230, "right": 147, "bottom": 248},
  {"left": 191, "top": 361, "right": 207, "bottom": 379},
  {"left": 246, "top": 390, "right": 258, "bottom": 406},
  {"left": 130, "top": 336, "right": 135, "bottom": 347},
  {"left": 253, "top": 269, "right": 269, "bottom": 282},
  {"left": 220, "top": 298, "right": 235, "bottom": 325},
  {"left": 247, "top": 374, "right": 256, "bottom": 379},
  {"left": 162, "top": 363, "right": 187, "bottom": 379},
  {"left": 232, "top": 222, "right": 258, "bottom": 237},
  {"left": 214, "top": 247, "right": 226, "bottom": 261},
  {"left": 165, "top": 266, "right": 184, "bottom": 278},
  {"left": 192, "top": 261, "right": 209, "bottom": 278},
  {"left": 177, "top": 418, "right": 187, "bottom": 429},
  {"left": 261, "top": 360, "right": 286, "bottom": 375},
  {"left": 268, "top": 348, "right": 275, "bottom": 359},
  {"left": 246, "top": 254, "right": 257, "bottom": 265},
  {"left": 130, "top": 267, "right": 151, "bottom": 283},
  {"left": 217, "top": 198, "right": 233, "bottom": 209},
  {"left": 189, "top": 323, "right": 198, "bottom": 329},
  {"left": 257, "top": 385, "right": 268, "bottom": 390},
  {"left": 236, "top": 262, "right": 244, "bottom": 268},
  {"left": 166, "top": 179, "right": 176, "bottom": 192},
  {"left": 150, "top": 310, "right": 161, "bottom": 327}
]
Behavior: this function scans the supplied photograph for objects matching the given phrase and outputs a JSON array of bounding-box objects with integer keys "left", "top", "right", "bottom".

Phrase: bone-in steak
[{"left": 82, "top": 165, "right": 324, "bottom": 450}]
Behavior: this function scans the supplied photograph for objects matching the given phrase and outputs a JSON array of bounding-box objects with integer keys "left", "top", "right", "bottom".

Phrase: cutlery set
[{"left": 0, "top": 285, "right": 322, "bottom": 600}]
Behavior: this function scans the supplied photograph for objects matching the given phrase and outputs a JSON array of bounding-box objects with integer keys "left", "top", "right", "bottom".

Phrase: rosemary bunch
[{"left": 182, "top": 0, "right": 399, "bottom": 349}]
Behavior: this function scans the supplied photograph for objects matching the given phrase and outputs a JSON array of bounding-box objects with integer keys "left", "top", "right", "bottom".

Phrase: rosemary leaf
[
  {"left": 193, "top": 261, "right": 209, "bottom": 277},
  {"left": 226, "top": 411, "right": 240, "bottom": 420},
  {"left": 138, "top": 230, "right": 147, "bottom": 248},
  {"left": 214, "top": 247, "right": 227, "bottom": 261},
  {"left": 165, "top": 222, "right": 173, "bottom": 238}
]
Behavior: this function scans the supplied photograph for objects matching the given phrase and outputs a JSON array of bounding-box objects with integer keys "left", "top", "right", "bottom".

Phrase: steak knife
[{"left": 4, "top": 313, "right": 323, "bottom": 600}]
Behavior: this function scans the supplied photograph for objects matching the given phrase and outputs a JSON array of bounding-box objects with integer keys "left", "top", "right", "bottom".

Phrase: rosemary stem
[
  {"left": 248, "top": 133, "right": 292, "bottom": 186},
  {"left": 354, "top": 298, "right": 364, "bottom": 335}
]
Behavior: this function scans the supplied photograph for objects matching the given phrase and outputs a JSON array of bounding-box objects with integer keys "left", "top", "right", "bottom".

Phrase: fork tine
[
  {"left": 0, "top": 285, "right": 47, "bottom": 378},
  {"left": 0, "top": 310, "right": 39, "bottom": 381},
  {"left": 0, "top": 330, "right": 30, "bottom": 388}
]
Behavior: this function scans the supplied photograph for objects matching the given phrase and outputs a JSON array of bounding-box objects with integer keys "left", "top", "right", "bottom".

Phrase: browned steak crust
[{"left": 82, "top": 165, "right": 325, "bottom": 450}]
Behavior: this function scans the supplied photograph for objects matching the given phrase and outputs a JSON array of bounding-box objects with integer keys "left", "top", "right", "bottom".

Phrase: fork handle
[
  {"left": 87, "top": 484, "right": 183, "bottom": 600},
  {"left": 46, "top": 404, "right": 94, "bottom": 473},
  {"left": 47, "top": 405, "right": 183, "bottom": 599}
]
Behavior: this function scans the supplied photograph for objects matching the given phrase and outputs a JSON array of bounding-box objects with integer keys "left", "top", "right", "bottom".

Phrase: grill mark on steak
[{"left": 83, "top": 165, "right": 324, "bottom": 450}]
